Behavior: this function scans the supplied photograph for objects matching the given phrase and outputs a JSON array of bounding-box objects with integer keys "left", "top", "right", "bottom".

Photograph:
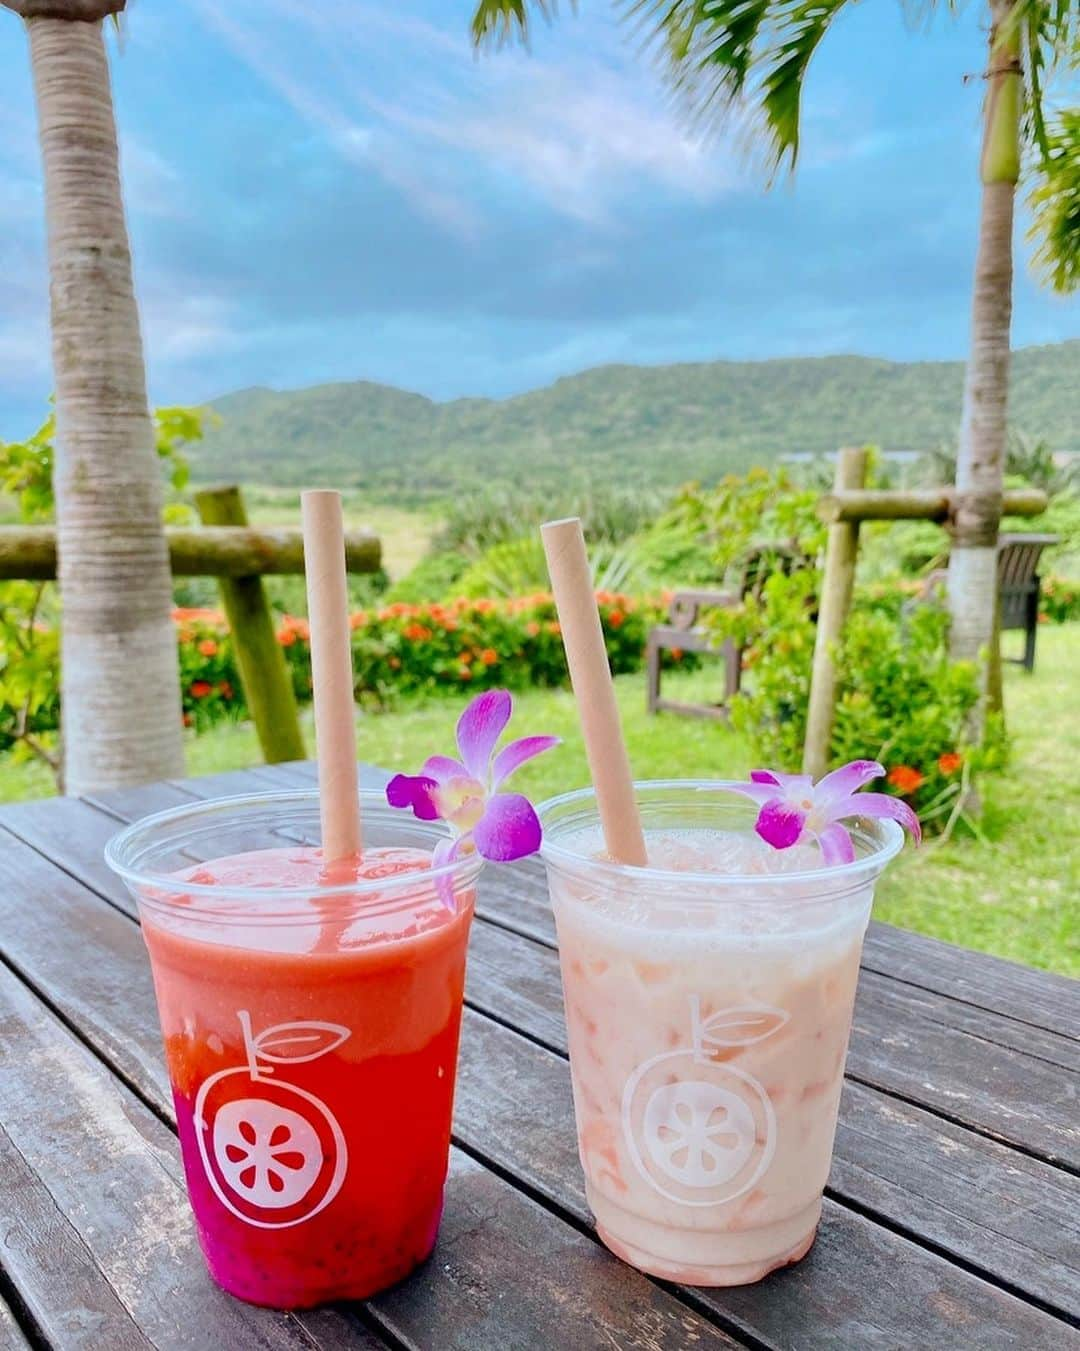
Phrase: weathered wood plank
[
  {"left": 2, "top": 794, "right": 149, "bottom": 918},
  {"left": 832, "top": 1082, "right": 1080, "bottom": 1320},
  {"left": 84, "top": 779, "right": 200, "bottom": 822},
  {"left": 0, "top": 967, "right": 368, "bottom": 1351},
  {"left": 0, "top": 1296, "right": 32, "bottom": 1351},
  {"left": 454, "top": 1010, "right": 1076, "bottom": 1349},
  {"left": 376, "top": 1150, "right": 742, "bottom": 1351},
  {"left": 860, "top": 924, "right": 1080, "bottom": 1042}
]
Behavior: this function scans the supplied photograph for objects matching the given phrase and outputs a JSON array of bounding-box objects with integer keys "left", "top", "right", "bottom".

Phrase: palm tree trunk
[
  {"left": 947, "top": 0, "right": 1021, "bottom": 737},
  {"left": 24, "top": 11, "right": 184, "bottom": 793}
]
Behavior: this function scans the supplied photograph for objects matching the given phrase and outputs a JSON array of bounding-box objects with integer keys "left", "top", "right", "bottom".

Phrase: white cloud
[{"left": 184, "top": 0, "right": 743, "bottom": 232}]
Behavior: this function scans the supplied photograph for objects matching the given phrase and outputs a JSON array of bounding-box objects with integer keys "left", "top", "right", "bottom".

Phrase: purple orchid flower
[
  {"left": 724, "top": 760, "right": 921, "bottom": 866},
  {"left": 386, "top": 689, "right": 560, "bottom": 898}
]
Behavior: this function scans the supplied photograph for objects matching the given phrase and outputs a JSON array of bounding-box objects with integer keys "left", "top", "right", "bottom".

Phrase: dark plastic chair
[
  {"left": 997, "top": 533, "right": 1058, "bottom": 672},
  {"left": 918, "top": 533, "right": 1058, "bottom": 673}
]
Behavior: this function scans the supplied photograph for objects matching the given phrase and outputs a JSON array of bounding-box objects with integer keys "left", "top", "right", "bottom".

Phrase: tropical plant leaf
[
  {"left": 1027, "top": 108, "right": 1080, "bottom": 293},
  {"left": 471, "top": 0, "right": 572, "bottom": 47},
  {"left": 626, "top": 0, "right": 852, "bottom": 174}
]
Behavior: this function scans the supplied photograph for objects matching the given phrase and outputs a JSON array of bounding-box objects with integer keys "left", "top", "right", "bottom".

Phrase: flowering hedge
[
  {"left": 1039, "top": 575, "right": 1080, "bottom": 625},
  {"left": 175, "top": 592, "right": 658, "bottom": 730}
]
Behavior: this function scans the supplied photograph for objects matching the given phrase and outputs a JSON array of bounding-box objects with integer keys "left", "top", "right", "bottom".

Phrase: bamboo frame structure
[{"left": 802, "top": 470, "right": 1048, "bottom": 776}]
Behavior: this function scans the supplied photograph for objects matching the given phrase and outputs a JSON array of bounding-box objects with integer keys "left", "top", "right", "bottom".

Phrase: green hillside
[{"left": 193, "top": 341, "right": 1080, "bottom": 502}]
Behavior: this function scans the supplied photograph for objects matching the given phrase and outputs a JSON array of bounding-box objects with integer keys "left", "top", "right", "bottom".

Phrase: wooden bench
[
  {"left": 647, "top": 547, "right": 808, "bottom": 719},
  {"left": 646, "top": 588, "right": 741, "bottom": 719}
]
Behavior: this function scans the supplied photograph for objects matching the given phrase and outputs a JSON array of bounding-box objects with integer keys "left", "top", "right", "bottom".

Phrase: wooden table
[{"left": 0, "top": 762, "right": 1077, "bottom": 1350}]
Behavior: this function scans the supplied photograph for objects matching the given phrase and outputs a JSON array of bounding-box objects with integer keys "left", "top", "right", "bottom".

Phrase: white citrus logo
[
  {"left": 194, "top": 1011, "right": 350, "bottom": 1229},
  {"left": 622, "top": 997, "right": 787, "bottom": 1207}
]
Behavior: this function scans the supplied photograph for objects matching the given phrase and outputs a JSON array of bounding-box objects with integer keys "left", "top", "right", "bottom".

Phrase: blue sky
[{"left": 0, "top": 0, "right": 1076, "bottom": 434}]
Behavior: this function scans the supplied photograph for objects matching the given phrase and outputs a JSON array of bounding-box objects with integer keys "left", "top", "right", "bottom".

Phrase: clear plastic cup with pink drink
[{"left": 538, "top": 780, "right": 903, "bottom": 1288}]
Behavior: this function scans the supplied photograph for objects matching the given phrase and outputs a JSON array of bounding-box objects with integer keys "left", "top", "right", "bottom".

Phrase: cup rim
[
  {"left": 537, "top": 778, "right": 905, "bottom": 892},
  {"left": 105, "top": 788, "right": 483, "bottom": 905}
]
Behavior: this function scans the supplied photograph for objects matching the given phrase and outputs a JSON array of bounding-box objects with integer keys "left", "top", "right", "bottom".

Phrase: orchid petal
[
  {"left": 830, "top": 792, "right": 922, "bottom": 845},
  {"left": 386, "top": 773, "right": 440, "bottom": 822},
  {"left": 456, "top": 689, "right": 512, "bottom": 780},
  {"left": 472, "top": 792, "right": 542, "bottom": 863},
  {"left": 815, "top": 760, "right": 886, "bottom": 806},
  {"left": 722, "top": 781, "right": 781, "bottom": 805},
  {"left": 753, "top": 769, "right": 813, "bottom": 798},
  {"left": 422, "top": 755, "right": 467, "bottom": 787},
  {"left": 816, "top": 822, "right": 856, "bottom": 867},
  {"left": 755, "top": 799, "right": 806, "bottom": 851},
  {"left": 431, "top": 834, "right": 462, "bottom": 911},
  {"left": 491, "top": 735, "right": 561, "bottom": 788}
]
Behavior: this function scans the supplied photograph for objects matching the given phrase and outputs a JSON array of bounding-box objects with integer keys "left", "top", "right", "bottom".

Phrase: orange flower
[
  {"left": 277, "top": 628, "right": 297, "bottom": 647},
  {"left": 172, "top": 606, "right": 225, "bottom": 625},
  {"left": 480, "top": 648, "right": 498, "bottom": 666},
  {"left": 525, "top": 620, "right": 541, "bottom": 637},
  {"left": 547, "top": 621, "right": 561, "bottom": 637},
  {"left": 402, "top": 623, "right": 433, "bottom": 642},
  {"left": 189, "top": 680, "right": 213, "bottom": 700},
  {"left": 197, "top": 638, "right": 218, "bottom": 658},
  {"left": 389, "top": 656, "right": 402, "bottom": 670},
  {"left": 349, "top": 611, "right": 368, "bottom": 630},
  {"left": 218, "top": 681, "right": 234, "bottom": 700},
  {"left": 458, "top": 650, "right": 473, "bottom": 664},
  {"left": 459, "top": 667, "right": 473, "bottom": 681},
  {"left": 887, "top": 765, "right": 924, "bottom": 795},
  {"left": 441, "top": 617, "right": 459, "bottom": 631},
  {"left": 671, "top": 647, "right": 684, "bottom": 661},
  {"left": 182, "top": 713, "right": 193, "bottom": 728},
  {"left": 607, "top": 610, "right": 626, "bottom": 629},
  {"left": 595, "top": 590, "right": 616, "bottom": 606},
  {"left": 937, "top": 752, "right": 962, "bottom": 775}
]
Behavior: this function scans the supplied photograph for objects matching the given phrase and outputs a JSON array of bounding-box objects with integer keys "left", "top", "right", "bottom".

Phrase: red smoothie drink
[{"left": 108, "top": 793, "right": 480, "bottom": 1309}]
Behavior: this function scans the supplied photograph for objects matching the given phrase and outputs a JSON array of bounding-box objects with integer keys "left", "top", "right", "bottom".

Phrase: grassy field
[{"left": 2, "top": 626, "right": 1076, "bottom": 976}]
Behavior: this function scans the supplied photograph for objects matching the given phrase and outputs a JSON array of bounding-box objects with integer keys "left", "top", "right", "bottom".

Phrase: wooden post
[
  {"left": 195, "top": 485, "right": 307, "bottom": 764},
  {"left": 803, "top": 448, "right": 869, "bottom": 778}
]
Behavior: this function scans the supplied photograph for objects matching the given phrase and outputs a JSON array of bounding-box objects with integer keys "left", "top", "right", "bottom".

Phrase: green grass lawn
[{"left": 3, "top": 627, "right": 1076, "bottom": 976}]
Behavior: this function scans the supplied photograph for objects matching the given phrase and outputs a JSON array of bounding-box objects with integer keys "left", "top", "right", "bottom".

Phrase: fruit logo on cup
[
  {"left": 194, "top": 1011, "right": 350, "bottom": 1229},
  {"left": 621, "top": 997, "right": 788, "bottom": 1208}
]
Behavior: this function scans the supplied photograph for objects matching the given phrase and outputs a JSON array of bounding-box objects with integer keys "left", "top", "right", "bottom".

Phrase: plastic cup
[
  {"left": 106, "top": 791, "right": 482, "bottom": 1309},
  {"left": 538, "top": 780, "right": 903, "bottom": 1288}
]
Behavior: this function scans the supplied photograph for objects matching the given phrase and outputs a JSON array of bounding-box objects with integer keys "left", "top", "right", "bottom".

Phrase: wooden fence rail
[
  {"left": 817, "top": 487, "right": 1048, "bottom": 525},
  {"left": 0, "top": 524, "right": 380, "bottom": 581},
  {"left": 0, "top": 486, "right": 382, "bottom": 766}
]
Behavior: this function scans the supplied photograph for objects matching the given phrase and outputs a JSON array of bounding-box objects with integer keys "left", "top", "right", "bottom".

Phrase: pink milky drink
[{"left": 538, "top": 781, "right": 903, "bottom": 1287}]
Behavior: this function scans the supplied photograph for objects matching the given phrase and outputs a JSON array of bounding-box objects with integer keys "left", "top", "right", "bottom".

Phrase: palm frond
[
  {"left": 470, "top": 0, "right": 571, "bottom": 48},
  {"left": 626, "top": 0, "right": 852, "bottom": 175},
  {"left": 1004, "top": 0, "right": 1079, "bottom": 157},
  {"left": 1027, "top": 108, "right": 1080, "bottom": 293}
]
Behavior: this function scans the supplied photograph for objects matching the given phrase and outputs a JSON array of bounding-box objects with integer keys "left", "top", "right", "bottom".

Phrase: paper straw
[
  {"left": 302, "top": 490, "right": 362, "bottom": 861},
  {"left": 541, "top": 517, "right": 647, "bottom": 866}
]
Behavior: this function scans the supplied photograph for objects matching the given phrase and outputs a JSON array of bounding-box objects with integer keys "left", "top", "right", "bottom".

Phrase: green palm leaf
[
  {"left": 471, "top": 0, "right": 573, "bottom": 47},
  {"left": 1027, "top": 109, "right": 1080, "bottom": 292}
]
